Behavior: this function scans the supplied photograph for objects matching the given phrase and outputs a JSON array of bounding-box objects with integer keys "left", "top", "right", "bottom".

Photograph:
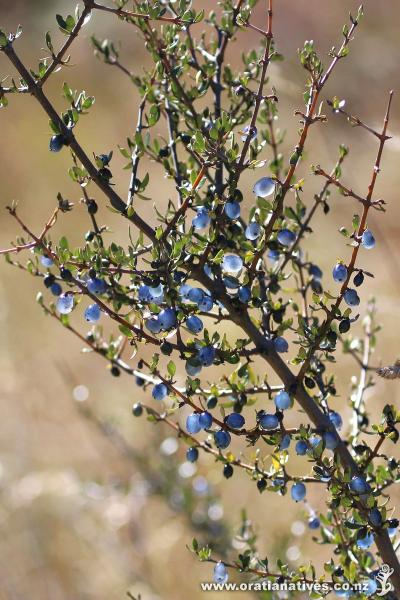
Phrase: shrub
[{"left": 1, "top": 1, "right": 399, "bottom": 597}]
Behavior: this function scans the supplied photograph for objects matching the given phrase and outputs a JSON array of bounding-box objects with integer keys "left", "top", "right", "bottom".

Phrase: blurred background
[{"left": 0, "top": 1, "right": 400, "bottom": 599}]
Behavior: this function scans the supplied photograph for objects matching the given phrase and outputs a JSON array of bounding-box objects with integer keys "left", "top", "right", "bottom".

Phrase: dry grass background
[{"left": 0, "top": 1, "right": 400, "bottom": 599}]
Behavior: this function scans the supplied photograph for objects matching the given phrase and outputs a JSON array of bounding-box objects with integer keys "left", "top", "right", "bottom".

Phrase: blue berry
[
  {"left": 57, "top": 294, "right": 74, "bottom": 314},
  {"left": 356, "top": 532, "right": 374, "bottom": 549},
  {"left": 84, "top": 303, "right": 101, "bottom": 322},
  {"left": 309, "top": 435, "right": 322, "bottom": 448},
  {"left": 309, "top": 264, "right": 323, "bottom": 279},
  {"left": 50, "top": 282, "right": 62, "bottom": 296},
  {"left": 225, "top": 413, "right": 245, "bottom": 429},
  {"left": 369, "top": 508, "right": 382, "bottom": 527},
  {"left": 277, "top": 229, "right": 296, "bottom": 247},
  {"left": 295, "top": 440, "right": 308, "bottom": 455},
  {"left": 186, "top": 447, "right": 199, "bottom": 462},
  {"left": 323, "top": 431, "right": 339, "bottom": 450},
  {"left": 361, "top": 229, "right": 375, "bottom": 249},
  {"left": 222, "top": 254, "right": 243, "bottom": 273},
  {"left": 224, "top": 201, "right": 241, "bottom": 219},
  {"left": 152, "top": 383, "right": 168, "bottom": 401},
  {"left": 135, "top": 376, "right": 145, "bottom": 386},
  {"left": 199, "top": 411, "right": 213, "bottom": 429},
  {"left": 145, "top": 317, "right": 162, "bottom": 334},
  {"left": 214, "top": 430, "right": 231, "bottom": 449},
  {"left": 291, "top": 482, "right": 306, "bottom": 502},
  {"left": 350, "top": 475, "right": 370, "bottom": 495},
  {"left": 253, "top": 177, "right": 275, "bottom": 198},
  {"left": 343, "top": 288, "right": 360, "bottom": 307},
  {"left": 49, "top": 134, "right": 65, "bottom": 152},
  {"left": 179, "top": 284, "right": 192, "bottom": 300},
  {"left": 332, "top": 263, "right": 348, "bottom": 283},
  {"left": 138, "top": 285, "right": 151, "bottom": 302},
  {"left": 388, "top": 527, "right": 398, "bottom": 537},
  {"left": 259, "top": 413, "right": 279, "bottom": 430},
  {"left": 308, "top": 517, "right": 320, "bottom": 529},
  {"left": 87, "top": 277, "right": 107, "bottom": 295},
  {"left": 185, "top": 361, "right": 202, "bottom": 376},
  {"left": 186, "top": 413, "right": 201, "bottom": 433},
  {"left": 148, "top": 283, "right": 164, "bottom": 299},
  {"left": 329, "top": 411, "right": 343, "bottom": 430},
  {"left": 363, "top": 579, "right": 377, "bottom": 596},
  {"left": 280, "top": 434, "right": 291, "bottom": 450},
  {"left": 267, "top": 249, "right": 280, "bottom": 262},
  {"left": 197, "top": 345, "right": 216, "bottom": 367},
  {"left": 274, "top": 336, "right": 289, "bottom": 353},
  {"left": 186, "top": 315, "right": 203, "bottom": 334},
  {"left": 192, "top": 207, "right": 210, "bottom": 230},
  {"left": 198, "top": 294, "right": 213, "bottom": 312},
  {"left": 275, "top": 390, "right": 291, "bottom": 410},
  {"left": 223, "top": 275, "right": 240, "bottom": 289},
  {"left": 245, "top": 222, "right": 261, "bottom": 240},
  {"left": 238, "top": 286, "right": 251, "bottom": 303},
  {"left": 188, "top": 287, "right": 204, "bottom": 304},
  {"left": 213, "top": 561, "right": 228, "bottom": 584},
  {"left": 132, "top": 402, "right": 143, "bottom": 416},
  {"left": 40, "top": 255, "right": 54, "bottom": 267},
  {"left": 158, "top": 307, "right": 177, "bottom": 330}
]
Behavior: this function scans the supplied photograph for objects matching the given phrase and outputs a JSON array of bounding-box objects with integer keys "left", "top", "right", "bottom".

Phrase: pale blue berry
[
  {"left": 344, "top": 288, "right": 360, "bottom": 307},
  {"left": 40, "top": 255, "right": 54, "bottom": 267},
  {"left": 192, "top": 207, "right": 210, "bottom": 230},
  {"left": 238, "top": 286, "right": 251, "bottom": 303},
  {"left": 199, "top": 411, "right": 213, "bottom": 429},
  {"left": 324, "top": 431, "right": 339, "bottom": 450},
  {"left": 49, "top": 134, "right": 65, "bottom": 152},
  {"left": 198, "top": 294, "right": 213, "bottom": 312},
  {"left": 245, "top": 222, "right": 261, "bottom": 240},
  {"left": 198, "top": 346, "right": 216, "bottom": 367},
  {"left": 224, "top": 201, "right": 241, "bottom": 219},
  {"left": 277, "top": 229, "right": 296, "bottom": 246},
  {"left": 309, "top": 517, "right": 320, "bottom": 529},
  {"left": 295, "top": 440, "right": 308, "bottom": 455},
  {"left": 186, "top": 315, "right": 203, "bottom": 334},
  {"left": 185, "top": 361, "right": 202, "bottom": 376},
  {"left": 213, "top": 561, "right": 228, "bottom": 584},
  {"left": 333, "top": 263, "right": 348, "bottom": 283},
  {"left": 274, "top": 336, "right": 289, "bottom": 353},
  {"left": 361, "top": 229, "right": 375, "bottom": 250},
  {"left": 186, "top": 447, "right": 199, "bottom": 462},
  {"left": 350, "top": 476, "right": 370, "bottom": 495},
  {"left": 253, "top": 177, "right": 275, "bottom": 198},
  {"left": 50, "top": 282, "right": 62, "bottom": 296},
  {"left": 87, "top": 277, "right": 107, "bottom": 295},
  {"left": 369, "top": 508, "right": 382, "bottom": 527},
  {"left": 186, "top": 413, "right": 201, "bottom": 433},
  {"left": 158, "top": 307, "right": 177, "bottom": 330},
  {"left": 145, "top": 317, "right": 162, "bottom": 334},
  {"left": 152, "top": 383, "right": 168, "bottom": 401},
  {"left": 329, "top": 411, "right": 343, "bottom": 430},
  {"left": 275, "top": 390, "right": 291, "bottom": 410},
  {"left": 259, "top": 413, "right": 279, "bottom": 430},
  {"left": 84, "top": 303, "right": 101, "bottom": 322},
  {"left": 291, "top": 482, "right": 306, "bottom": 502},
  {"left": 222, "top": 254, "right": 243, "bottom": 273},
  {"left": 214, "top": 430, "right": 231, "bottom": 449},
  {"left": 225, "top": 413, "right": 245, "bottom": 429},
  {"left": 356, "top": 532, "right": 374, "bottom": 549},
  {"left": 57, "top": 293, "right": 74, "bottom": 314}
]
